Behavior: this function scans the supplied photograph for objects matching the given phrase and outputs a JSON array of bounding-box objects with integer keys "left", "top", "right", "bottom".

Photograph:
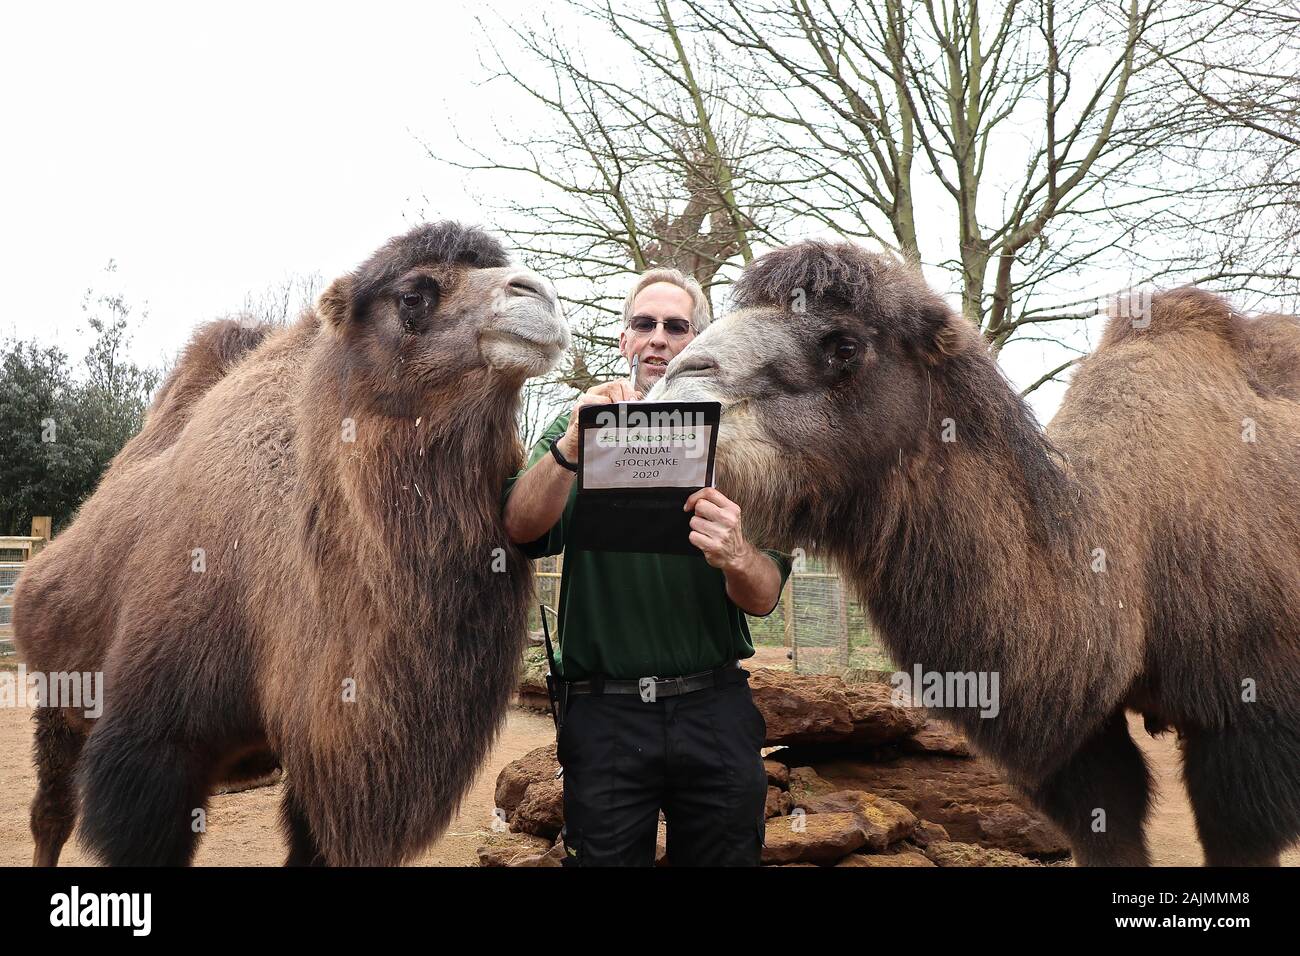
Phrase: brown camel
[
  {"left": 14, "top": 221, "right": 569, "bottom": 866},
  {"left": 654, "top": 241, "right": 1300, "bottom": 866}
]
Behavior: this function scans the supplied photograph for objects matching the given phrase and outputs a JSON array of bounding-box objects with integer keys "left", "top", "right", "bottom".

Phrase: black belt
[{"left": 566, "top": 660, "right": 742, "bottom": 699}]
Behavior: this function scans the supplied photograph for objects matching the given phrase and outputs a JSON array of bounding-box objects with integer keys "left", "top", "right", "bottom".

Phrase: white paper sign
[{"left": 582, "top": 407, "right": 713, "bottom": 490}]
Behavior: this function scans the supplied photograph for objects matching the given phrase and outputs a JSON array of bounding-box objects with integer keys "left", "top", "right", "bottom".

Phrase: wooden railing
[{"left": 0, "top": 519, "right": 51, "bottom": 658}]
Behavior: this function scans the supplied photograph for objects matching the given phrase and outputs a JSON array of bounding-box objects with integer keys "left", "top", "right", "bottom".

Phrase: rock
[
  {"left": 799, "top": 790, "right": 917, "bottom": 850},
  {"left": 899, "top": 718, "right": 972, "bottom": 757},
  {"left": 541, "top": 837, "right": 568, "bottom": 866},
  {"left": 477, "top": 831, "right": 555, "bottom": 867},
  {"left": 517, "top": 646, "right": 554, "bottom": 712},
  {"left": 803, "top": 754, "right": 1070, "bottom": 858},
  {"left": 749, "top": 669, "right": 856, "bottom": 743},
  {"left": 512, "top": 778, "right": 565, "bottom": 838},
  {"left": 924, "top": 840, "right": 1040, "bottom": 867},
  {"left": 517, "top": 687, "right": 553, "bottom": 712},
  {"left": 761, "top": 811, "right": 870, "bottom": 865},
  {"left": 836, "top": 850, "right": 935, "bottom": 867},
  {"left": 749, "top": 669, "right": 926, "bottom": 748},
  {"left": 970, "top": 801, "right": 1066, "bottom": 855},
  {"left": 494, "top": 744, "right": 560, "bottom": 819},
  {"left": 787, "top": 766, "right": 839, "bottom": 804},
  {"left": 764, "top": 758, "right": 790, "bottom": 789},
  {"left": 765, "top": 786, "right": 793, "bottom": 819},
  {"left": 911, "top": 820, "right": 950, "bottom": 847},
  {"left": 842, "top": 682, "right": 928, "bottom": 745}
]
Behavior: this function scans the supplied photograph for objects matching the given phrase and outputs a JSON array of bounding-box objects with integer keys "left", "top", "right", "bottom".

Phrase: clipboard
[{"left": 569, "top": 400, "right": 721, "bottom": 555}]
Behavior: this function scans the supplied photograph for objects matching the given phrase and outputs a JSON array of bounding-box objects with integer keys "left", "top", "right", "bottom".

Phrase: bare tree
[
  {"left": 681, "top": 1, "right": 1281, "bottom": 381},
  {"left": 427, "top": 0, "right": 791, "bottom": 441},
  {"left": 238, "top": 272, "right": 324, "bottom": 328},
  {"left": 1150, "top": 1, "right": 1300, "bottom": 312},
  {"left": 436, "top": 0, "right": 1297, "bottom": 406}
]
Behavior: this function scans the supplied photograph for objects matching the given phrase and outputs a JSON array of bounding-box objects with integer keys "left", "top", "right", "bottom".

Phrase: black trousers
[{"left": 557, "top": 667, "right": 769, "bottom": 867}]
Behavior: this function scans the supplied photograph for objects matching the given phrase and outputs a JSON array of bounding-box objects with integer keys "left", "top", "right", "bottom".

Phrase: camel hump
[
  {"left": 1242, "top": 311, "right": 1300, "bottom": 399},
  {"left": 114, "top": 318, "right": 275, "bottom": 469},
  {"left": 155, "top": 317, "right": 272, "bottom": 404},
  {"left": 1098, "top": 286, "right": 1244, "bottom": 352}
]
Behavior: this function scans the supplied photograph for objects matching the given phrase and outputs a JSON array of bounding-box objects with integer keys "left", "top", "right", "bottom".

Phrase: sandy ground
[
  {"left": 0, "top": 699, "right": 557, "bottom": 867},
  {"left": 1, "top": 666, "right": 1295, "bottom": 866}
]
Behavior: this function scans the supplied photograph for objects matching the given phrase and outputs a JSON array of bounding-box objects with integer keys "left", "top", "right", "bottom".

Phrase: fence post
[
  {"left": 30, "top": 516, "right": 52, "bottom": 557},
  {"left": 782, "top": 578, "right": 794, "bottom": 649},
  {"left": 836, "top": 576, "right": 850, "bottom": 667}
]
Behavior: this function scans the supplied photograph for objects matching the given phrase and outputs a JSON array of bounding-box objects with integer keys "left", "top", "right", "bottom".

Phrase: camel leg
[
  {"left": 1182, "top": 719, "right": 1300, "bottom": 867},
  {"left": 30, "top": 708, "right": 87, "bottom": 866},
  {"left": 1026, "top": 710, "right": 1153, "bottom": 866},
  {"left": 280, "top": 785, "right": 327, "bottom": 866},
  {"left": 76, "top": 712, "right": 210, "bottom": 866}
]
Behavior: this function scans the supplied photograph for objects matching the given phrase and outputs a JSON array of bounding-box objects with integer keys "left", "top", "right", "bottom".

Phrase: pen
[{"left": 630, "top": 355, "right": 639, "bottom": 400}]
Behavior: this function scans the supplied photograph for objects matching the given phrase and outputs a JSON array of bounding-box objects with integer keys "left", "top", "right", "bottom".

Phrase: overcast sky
[
  {"left": 3, "top": 0, "right": 1111, "bottom": 423},
  {"left": 2, "top": 2, "right": 523, "bottom": 358}
]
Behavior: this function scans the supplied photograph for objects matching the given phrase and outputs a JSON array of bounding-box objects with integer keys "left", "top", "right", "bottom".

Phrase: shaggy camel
[
  {"left": 654, "top": 241, "right": 1300, "bottom": 866},
  {"left": 14, "top": 222, "right": 569, "bottom": 866}
]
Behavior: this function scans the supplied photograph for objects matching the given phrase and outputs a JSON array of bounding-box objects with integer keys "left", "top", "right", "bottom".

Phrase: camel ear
[
  {"left": 917, "top": 302, "right": 964, "bottom": 365},
  {"left": 317, "top": 275, "right": 355, "bottom": 327}
]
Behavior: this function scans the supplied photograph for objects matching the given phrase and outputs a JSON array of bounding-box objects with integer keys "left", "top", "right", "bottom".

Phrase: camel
[
  {"left": 14, "top": 221, "right": 570, "bottom": 866},
  {"left": 653, "top": 240, "right": 1300, "bottom": 866}
]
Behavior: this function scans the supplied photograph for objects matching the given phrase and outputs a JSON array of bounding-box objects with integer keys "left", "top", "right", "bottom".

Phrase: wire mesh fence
[
  {"left": 525, "top": 552, "right": 894, "bottom": 676},
  {"left": 0, "top": 545, "right": 891, "bottom": 672},
  {"left": 0, "top": 562, "right": 21, "bottom": 657},
  {"left": 749, "top": 552, "right": 894, "bottom": 675},
  {"left": 528, "top": 555, "right": 563, "bottom": 636}
]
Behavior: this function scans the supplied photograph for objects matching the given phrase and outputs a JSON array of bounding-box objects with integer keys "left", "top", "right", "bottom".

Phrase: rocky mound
[{"left": 485, "top": 667, "right": 1070, "bottom": 866}]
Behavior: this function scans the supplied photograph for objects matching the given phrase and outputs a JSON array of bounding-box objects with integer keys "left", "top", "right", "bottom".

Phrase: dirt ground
[
  {"left": 1, "top": 668, "right": 1295, "bottom": 866},
  {"left": 0, "top": 699, "right": 557, "bottom": 867}
]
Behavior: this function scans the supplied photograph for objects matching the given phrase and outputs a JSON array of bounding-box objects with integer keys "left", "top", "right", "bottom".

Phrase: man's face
[{"left": 619, "top": 281, "right": 697, "bottom": 393}]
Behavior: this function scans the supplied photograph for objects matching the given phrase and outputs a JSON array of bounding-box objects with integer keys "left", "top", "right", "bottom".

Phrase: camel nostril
[
  {"left": 671, "top": 355, "right": 719, "bottom": 378},
  {"left": 505, "top": 273, "right": 550, "bottom": 302}
]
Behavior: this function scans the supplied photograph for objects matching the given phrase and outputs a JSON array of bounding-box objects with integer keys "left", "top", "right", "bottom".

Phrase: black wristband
[{"left": 549, "top": 437, "right": 578, "bottom": 472}]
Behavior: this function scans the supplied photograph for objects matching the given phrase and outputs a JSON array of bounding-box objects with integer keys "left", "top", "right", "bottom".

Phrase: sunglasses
[{"left": 627, "top": 316, "right": 695, "bottom": 337}]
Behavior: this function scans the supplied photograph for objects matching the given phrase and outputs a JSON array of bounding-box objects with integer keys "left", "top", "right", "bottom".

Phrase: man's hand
[
  {"left": 684, "top": 487, "right": 754, "bottom": 572},
  {"left": 558, "top": 380, "right": 640, "bottom": 459},
  {"left": 505, "top": 378, "right": 640, "bottom": 545},
  {"left": 684, "top": 488, "right": 784, "bottom": 616}
]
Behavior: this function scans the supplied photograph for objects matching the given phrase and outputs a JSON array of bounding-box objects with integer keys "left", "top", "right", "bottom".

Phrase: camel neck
[
  {"left": 347, "top": 394, "right": 520, "bottom": 551},
  {"left": 826, "top": 367, "right": 1126, "bottom": 780},
  {"left": 833, "top": 349, "right": 1085, "bottom": 619},
  {"left": 293, "top": 363, "right": 526, "bottom": 593}
]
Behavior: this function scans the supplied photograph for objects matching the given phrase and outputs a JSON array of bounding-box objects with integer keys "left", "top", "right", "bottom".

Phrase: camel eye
[
  {"left": 820, "top": 334, "right": 862, "bottom": 375},
  {"left": 398, "top": 283, "right": 439, "bottom": 333}
]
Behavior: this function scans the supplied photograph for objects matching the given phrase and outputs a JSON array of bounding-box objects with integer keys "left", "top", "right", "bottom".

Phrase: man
[{"left": 503, "top": 267, "right": 791, "bottom": 867}]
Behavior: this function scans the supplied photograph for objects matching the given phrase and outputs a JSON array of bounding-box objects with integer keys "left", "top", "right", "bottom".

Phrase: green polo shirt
[{"left": 504, "top": 411, "right": 792, "bottom": 681}]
